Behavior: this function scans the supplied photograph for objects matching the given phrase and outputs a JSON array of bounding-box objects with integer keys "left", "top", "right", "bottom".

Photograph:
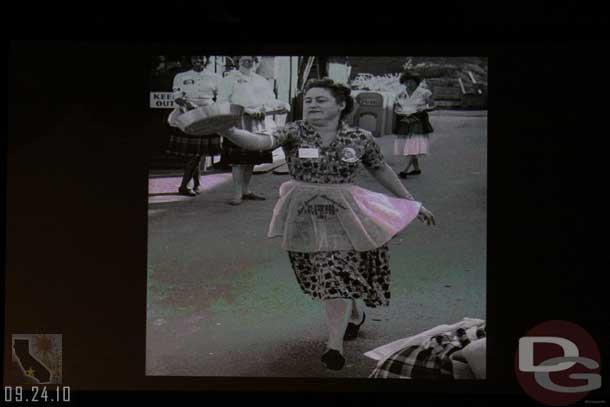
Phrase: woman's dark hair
[
  {"left": 304, "top": 78, "right": 355, "bottom": 120},
  {"left": 399, "top": 71, "right": 422, "bottom": 85}
]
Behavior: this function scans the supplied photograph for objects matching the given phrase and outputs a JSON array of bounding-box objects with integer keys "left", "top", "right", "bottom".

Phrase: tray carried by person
[
  {"left": 172, "top": 102, "right": 244, "bottom": 136},
  {"left": 261, "top": 104, "right": 289, "bottom": 116},
  {"left": 262, "top": 109, "right": 287, "bottom": 116},
  {"left": 394, "top": 105, "right": 418, "bottom": 116},
  {"left": 241, "top": 104, "right": 289, "bottom": 118}
]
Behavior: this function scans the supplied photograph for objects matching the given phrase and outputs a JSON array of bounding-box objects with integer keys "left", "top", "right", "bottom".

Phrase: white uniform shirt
[
  {"left": 217, "top": 70, "right": 279, "bottom": 109},
  {"left": 172, "top": 69, "right": 222, "bottom": 106},
  {"left": 255, "top": 57, "right": 278, "bottom": 80},
  {"left": 394, "top": 85, "right": 433, "bottom": 115}
]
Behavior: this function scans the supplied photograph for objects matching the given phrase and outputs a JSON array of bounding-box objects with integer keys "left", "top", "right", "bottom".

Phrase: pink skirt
[
  {"left": 394, "top": 135, "right": 429, "bottom": 156},
  {"left": 268, "top": 181, "right": 422, "bottom": 252}
]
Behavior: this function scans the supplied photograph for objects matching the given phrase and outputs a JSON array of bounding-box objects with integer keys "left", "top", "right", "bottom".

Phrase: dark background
[{"left": 5, "top": 5, "right": 609, "bottom": 406}]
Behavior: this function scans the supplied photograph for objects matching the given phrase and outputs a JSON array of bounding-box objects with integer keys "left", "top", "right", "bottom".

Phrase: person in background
[
  {"left": 166, "top": 56, "right": 223, "bottom": 196},
  {"left": 219, "top": 78, "right": 435, "bottom": 370},
  {"left": 152, "top": 55, "right": 167, "bottom": 78},
  {"left": 394, "top": 71, "right": 436, "bottom": 178},
  {"left": 217, "top": 56, "right": 290, "bottom": 205},
  {"left": 151, "top": 55, "right": 182, "bottom": 91}
]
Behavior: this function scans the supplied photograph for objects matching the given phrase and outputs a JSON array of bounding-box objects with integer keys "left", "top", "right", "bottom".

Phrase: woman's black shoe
[
  {"left": 344, "top": 312, "right": 366, "bottom": 340},
  {"left": 321, "top": 349, "right": 345, "bottom": 370},
  {"left": 178, "top": 187, "right": 197, "bottom": 196},
  {"left": 398, "top": 171, "right": 408, "bottom": 179},
  {"left": 406, "top": 169, "right": 421, "bottom": 175}
]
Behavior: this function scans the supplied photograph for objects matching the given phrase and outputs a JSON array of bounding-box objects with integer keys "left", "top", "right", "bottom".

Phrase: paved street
[{"left": 146, "top": 111, "right": 487, "bottom": 378}]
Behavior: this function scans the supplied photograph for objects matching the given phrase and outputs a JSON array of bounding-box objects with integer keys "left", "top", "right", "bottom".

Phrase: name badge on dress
[{"left": 298, "top": 148, "right": 320, "bottom": 159}]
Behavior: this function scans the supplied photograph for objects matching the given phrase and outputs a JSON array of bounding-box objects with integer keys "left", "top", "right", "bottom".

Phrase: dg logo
[{"left": 515, "top": 320, "right": 602, "bottom": 406}]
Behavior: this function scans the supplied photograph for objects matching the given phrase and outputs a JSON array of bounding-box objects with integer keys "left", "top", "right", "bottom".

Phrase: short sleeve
[
  {"left": 269, "top": 123, "right": 299, "bottom": 149},
  {"left": 361, "top": 133, "right": 385, "bottom": 170}
]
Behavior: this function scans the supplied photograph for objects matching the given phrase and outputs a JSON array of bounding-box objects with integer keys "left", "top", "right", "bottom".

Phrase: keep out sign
[{"left": 150, "top": 92, "right": 175, "bottom": 108}]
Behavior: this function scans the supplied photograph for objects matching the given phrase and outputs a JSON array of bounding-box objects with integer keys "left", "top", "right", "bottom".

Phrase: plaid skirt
[
  {"left": 166, "top": 127, "right": 222, "bottom": 158},
  {"left": 222, "top": 138, "right": 273, "bottom": 165},
  {"left": 222, "top": 114, "right": 273, "bottom": 165}
]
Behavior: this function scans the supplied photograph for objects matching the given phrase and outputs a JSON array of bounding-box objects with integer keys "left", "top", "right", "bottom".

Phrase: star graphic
[{"left": 25, "top": 367, "right": 36, "bottom": 376}]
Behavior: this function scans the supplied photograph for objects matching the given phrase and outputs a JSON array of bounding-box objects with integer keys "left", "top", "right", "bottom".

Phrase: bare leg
[
  {"left": 403, "top": 156, "right": 414, "bottom": 173},
  {"left": 240, "top": 164, "right": 267, "bottom": 200},
  {"left": 349, "top": 299, "right": 363, "bottom": 324},
  {"left": 190, "top": 156, "right": 202, "bottom": 189},
  {"left": 324, "top": 298, "right": 352, "bottom": 353},
  {"left": 180, "top": 156, "right": 200, "bottom": 189},
  {"left": 242, "top": 165, "right": 253, "bottom": 195},
  {"left": 412, "top": 156, "right": 421, "bottom": 171},
  {"left": 231, "top": 165, "right": 244, "bottom": 202}
]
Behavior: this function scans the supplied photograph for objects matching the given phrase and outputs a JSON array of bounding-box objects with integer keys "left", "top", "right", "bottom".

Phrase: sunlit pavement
[{"left": 146, "top": 111, "right": 487, "bottom": 378}]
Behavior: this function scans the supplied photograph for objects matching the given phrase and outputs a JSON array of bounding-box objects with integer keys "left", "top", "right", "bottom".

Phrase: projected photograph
[{"left": 145, "top": 55, "right": 487, "bottom": 379}]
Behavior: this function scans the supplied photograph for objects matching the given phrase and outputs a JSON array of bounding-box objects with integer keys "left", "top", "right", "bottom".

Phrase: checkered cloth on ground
[{"left": 370, "top": 324, "right": 486, "bottom": 379}]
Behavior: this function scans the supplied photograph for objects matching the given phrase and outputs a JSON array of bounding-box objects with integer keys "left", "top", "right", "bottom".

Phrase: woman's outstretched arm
[{"left": 218, "top": 127, "right": 275, "bottom": 151}]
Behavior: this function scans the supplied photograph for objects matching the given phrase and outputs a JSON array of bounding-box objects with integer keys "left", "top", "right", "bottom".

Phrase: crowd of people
[
  {"left": 164, "top": 55, "right": 288, "bottom": 201},
  {"left": 162, "top": 56, "right": 437, "bottom": 199},
  {"left": 159, "top": 56, "right": 439, "bottom": 371}
]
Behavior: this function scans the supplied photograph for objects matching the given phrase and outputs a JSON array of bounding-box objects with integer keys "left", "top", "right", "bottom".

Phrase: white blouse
[
  {"left": 217, "top": 70, "right": 280, "bottom": 110},
  {"left": 394, "top": 85, "right": 433, "bottom": 115},
  {"left": 172, "top": 69, "right": 222, "bottom": 106}
]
